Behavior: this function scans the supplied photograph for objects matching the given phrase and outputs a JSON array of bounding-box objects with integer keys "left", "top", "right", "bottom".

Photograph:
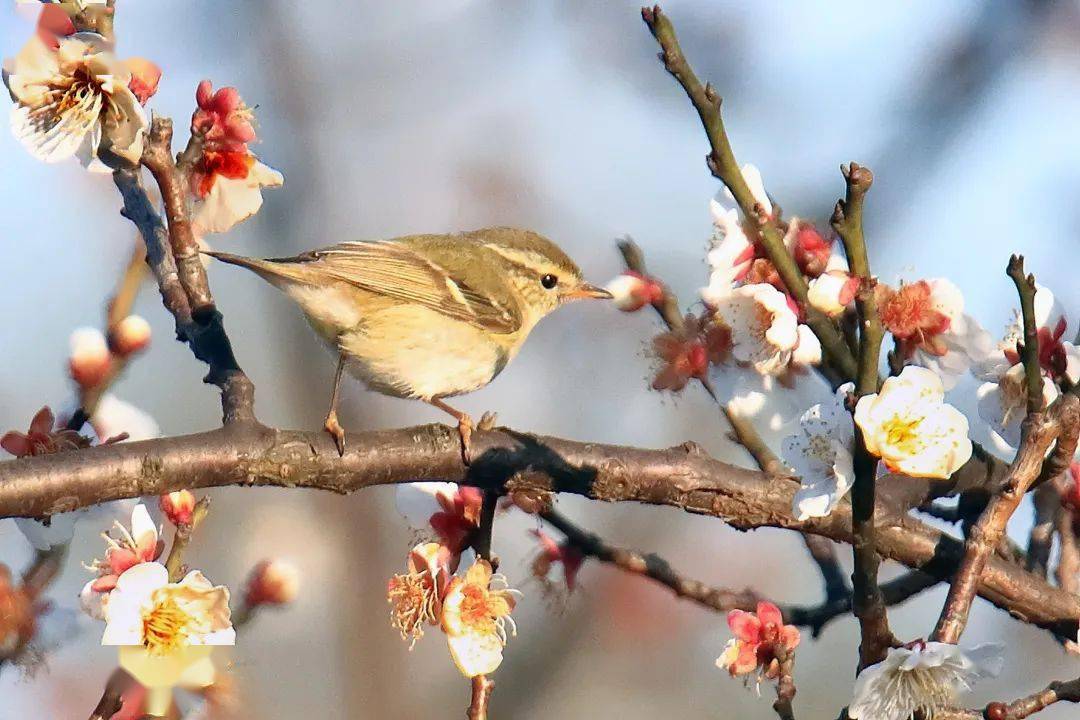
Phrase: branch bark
[{"left": 1, "top": 421, "right": 1077, "bottom": 638}]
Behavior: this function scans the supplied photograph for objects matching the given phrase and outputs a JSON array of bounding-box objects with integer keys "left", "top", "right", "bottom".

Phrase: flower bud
[
  {"left": 790, "top": 223, "right": 831, "bottom": 278},
  {"left": 245, "top": 559, "right": 300, "bottom": 607},
  {"left": 112, "top": 315, "right": 152, "bottom": 357},
  {"left": 159, "top": 490, "right": 196, "bottom": 527},
  {"left": 807, "top": 271, "right": 860, "bottom": 317},
  {"left": 68, "top": 327, "right": 111, "bottom": 388},
  {"left": 605, "top": 271, "right": 663, "bottom": 312},
  {"left": 125, "top": 58, "right": 162, "bottom": 105}
]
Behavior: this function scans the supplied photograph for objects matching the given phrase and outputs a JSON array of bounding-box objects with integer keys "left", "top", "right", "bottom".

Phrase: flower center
[
  {"left": 882, "top": 415, "right": 922, "bottom": 454},
  {"left": 387, "top": 571, "right": 438, "bottom": 647},
  {"left": 460, "top": 586, "right": 497, "bottom": 634},
  {"left": 141, "top": 596, "right": 193, "bottom": 656}
]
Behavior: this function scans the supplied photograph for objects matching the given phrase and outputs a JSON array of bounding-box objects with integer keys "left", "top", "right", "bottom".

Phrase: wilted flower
[
  {"left": 849, "top": 641, "right": 1003, "bottom": 720},
  {"left": 529, "top": 529, "right": 584, "bottom": 594},
  {"left": 1, "top": 406, "right": 89, "bottom": 458},
  {"left": 440, "top": 559, "right": 520, "bottom": 678},
  {"left": 396, "top": 482, "right": 483, "bottom": 555},
  {"left": 605, "top": 271, "right": 664, "bottom": 312},
  {"left": 716, "top": 601, "right": 800, "bottom": 680},
  {"left": 854, "top": 366, "right": 972, "bottom": 479},
  {"left": 4, "top": 28, "right": 149, "bottom": 167},
  {"left": 388, "top": 542, "right": 454, "bottom": 647},
  {"left": 159, "top": 491, "right": 196, "bottom": 527},
  {"left": 878, "top": 279, "right": 956, "bottom": 354},
  {"left": 650, "top": 313, "right": 731, "bottom": 391},
  {"left": 244, "top": 559, "right": 300, "bottom": 607},
  {"left": 102, "top": 562, "right": 234, "bottom": 718},
  {"left": 782, "top": 383, "right": 855, "bottom": 520}
]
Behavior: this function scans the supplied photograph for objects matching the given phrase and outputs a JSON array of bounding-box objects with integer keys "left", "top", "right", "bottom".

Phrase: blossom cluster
[{"left": 389, "top": 482, "right": 521, "bottom": 678}]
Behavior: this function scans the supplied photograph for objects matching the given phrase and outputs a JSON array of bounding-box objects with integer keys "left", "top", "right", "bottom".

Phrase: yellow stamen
[
  {"left": 141, "top": 595, "right": 193, "bottom": 656},
  {"left": 882, "top": 415, "right": 922, "bottom": 454}
]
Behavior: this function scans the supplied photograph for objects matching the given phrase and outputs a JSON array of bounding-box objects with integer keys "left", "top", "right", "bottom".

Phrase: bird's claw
[
  {"left": 323, "top": 411, "right": 346, "bottom": 457},
  {"left": 477, "top": 411, "right": 498, "bottom": 431},
  {"left": 457, "top": 414, "right": 475, "bottom": 465}
]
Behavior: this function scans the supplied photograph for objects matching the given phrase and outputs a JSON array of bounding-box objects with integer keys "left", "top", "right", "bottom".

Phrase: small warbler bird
[{"left": 205, "top": 227, "right": 611, "bottom": 457}]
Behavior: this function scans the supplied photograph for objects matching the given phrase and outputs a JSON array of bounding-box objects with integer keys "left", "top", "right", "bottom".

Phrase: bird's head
[{"left": 473, "top": 228, "right": 611, "bottom": 319}]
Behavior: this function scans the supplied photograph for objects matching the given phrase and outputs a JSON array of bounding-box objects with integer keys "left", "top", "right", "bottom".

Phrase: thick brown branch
[
  {"left": 940, "top": 676, "right": 1080, "bottom": 720},
  {"left": 0, "top": 421, "right": 1077, "bottom": 639}
]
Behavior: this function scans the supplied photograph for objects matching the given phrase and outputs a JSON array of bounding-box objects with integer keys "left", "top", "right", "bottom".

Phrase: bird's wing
[{"left": 278, "top": 241, "right": 522, "bottom": 335}]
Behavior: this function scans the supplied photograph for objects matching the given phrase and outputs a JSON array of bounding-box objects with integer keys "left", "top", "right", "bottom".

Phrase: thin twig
[
  {"left": 164, "top": 497, "right": 211, "bottom": 581},
  {"left": 1027, "top": 483, "right": 1058, "bottom": 577},
  {"left": 1006, "top": 255, "right": 1043, "bottom": 414},
  {"left": 639, "top": 5, "right": 857, "bottom": 380},
  {"left": 771, "top": 644, "right": 797, "bottom": 720},
  {"left": 541, "top": 508, "right": 760, "bottom": 612},
  {"left": 831, "top": 161, "right": 894, "bottom": 668},
  {"left": 467, "top": 675, "right": 495, "bottom": 720}
]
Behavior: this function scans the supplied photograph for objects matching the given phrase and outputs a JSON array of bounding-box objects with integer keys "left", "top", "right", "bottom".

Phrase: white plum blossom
[
  {"left": 102, "top": 562, "right": 234, "bottom": 717},
  {"left": 782, "top": 383, "right": 855, "bottom": 520},
  {"left": 703, "top": 200, "right": 754, "bottom": 304},
  {"left": 976, "top": 363, "right": 1059, "bottom": 449},
  {"left": 854, "top": 366, "right": 972, "bottom": 479},
  {"left": 729, "top": 163, "right": 772, "bottom": 217},
  {"left": 190, "top": 156, "right": 284, "bottom": 235},
  {"left": 711, "top": 283, "right": 819, "bottom": 375},
  {"left": 849, "top": 642, "right": 1004, "bottom": 720},
  {"left": 4, "top": 31, "right": 148, "bottom": 167},
  {"left": 807, "top": 269, "right": 859, "bottom": 317}
]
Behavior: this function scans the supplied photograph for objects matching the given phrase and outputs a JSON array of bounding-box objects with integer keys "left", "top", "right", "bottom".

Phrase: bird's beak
[{"left": 565, "top": 282, "right": 613, "bottom": 301}]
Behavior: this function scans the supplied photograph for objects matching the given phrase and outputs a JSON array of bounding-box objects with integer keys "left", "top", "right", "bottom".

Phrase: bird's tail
[{"left": 201, "top": 250, "right": 313, "bottom": 288}]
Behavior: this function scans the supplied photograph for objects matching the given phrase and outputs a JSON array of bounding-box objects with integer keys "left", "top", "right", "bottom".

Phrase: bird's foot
[
  {"left": 457, "top": 413, "right": 475, "bottom": 465},
  {"left": 477, "top": 411, "right": 498, "bottom": 431},
  {"left": 323, "top": 411, "right": 346, "bottom": 456}
]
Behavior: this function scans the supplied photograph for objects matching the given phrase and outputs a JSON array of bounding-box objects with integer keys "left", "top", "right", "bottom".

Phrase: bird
[{"left": 204, "top": 227, "right": 612, "bottom": 459}]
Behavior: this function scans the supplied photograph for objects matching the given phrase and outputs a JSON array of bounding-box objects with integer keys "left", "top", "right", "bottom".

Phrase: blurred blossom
[
  {"left": 849, "top": 641, "right": 1003, "bottom": 720},
  {"left": 782, "top": 383, "right": 855, "bottom": 521},
  {"left": 650, "top": 313, "right": 730, "bottom": 392},
  {"left": 68, "top": 327, "right": 111, "bottom": 388},
  {"left": 112, "top": 315, "right": 152, "bottom": 357},
  {"left": 244, "top": 559, "right": 301, "bottom": 607},
  {"left": 395, "top": 482, "right": 481, "bottom": 558},
  {"left": 854, "top": 366, "right": 971, "bottom": 479},
  {"left": 529, "top": 529, "right": 584, "bottom": 595}
]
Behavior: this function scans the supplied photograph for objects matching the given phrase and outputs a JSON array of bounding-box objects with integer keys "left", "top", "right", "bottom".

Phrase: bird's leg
[
  {"left": 426, "top": 397, "right": 483, "bottom": 464},
  {"left": 323, "top": 354, "right": 347, "bottom": 456}
]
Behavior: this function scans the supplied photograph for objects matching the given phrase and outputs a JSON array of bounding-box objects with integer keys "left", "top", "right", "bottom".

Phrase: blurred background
[{"left": 2, "top": 0, "right": 1080, "bottom": 717}]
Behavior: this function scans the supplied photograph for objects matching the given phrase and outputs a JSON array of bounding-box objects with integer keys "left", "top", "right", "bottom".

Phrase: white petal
[
  {"left": 395, "top": 482, "right": 455, "bottom": 529},
  {"left": 129, "top": 503, "right": 158, "bottom": 550},
  {"left": 792, "top": 325, "right": 822, "bottom": 366}
]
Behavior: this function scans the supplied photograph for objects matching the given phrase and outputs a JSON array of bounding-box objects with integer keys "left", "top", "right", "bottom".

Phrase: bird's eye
[{"left": 540, "top": 274, "right": 558, "bottom": 289}]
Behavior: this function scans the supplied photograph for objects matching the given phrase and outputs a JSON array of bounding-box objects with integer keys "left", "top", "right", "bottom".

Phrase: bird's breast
[{"left": 337, "top": 305, "right": 521, "bottom": 400}]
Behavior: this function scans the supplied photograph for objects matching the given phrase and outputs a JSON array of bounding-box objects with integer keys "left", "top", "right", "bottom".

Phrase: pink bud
[
  {"left": 68, "top": 328, "right": 111, "bottom": 388},
  {"left": 245, "top": 560, "right": 300, "bottom": 607},
  {"left": 112, "top": 315, "right": 151, "bottom": 357},
  {"left": 605, "top": 271, "right": 664, "bottom": 312},
  {"left": 125, "top": 58, "right": 162, "bottom": 106},
  {"left": 159, "top": 490, "right": 196, "bottom": 527}
]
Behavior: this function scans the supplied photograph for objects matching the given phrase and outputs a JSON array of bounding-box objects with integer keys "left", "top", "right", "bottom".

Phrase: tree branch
[
  {"left": 639, "top": 5, "right": 857, "bottom": 380},
  {"left": 0, "top": 421, "right": 1077, "bottom": 638},
  {"left": 1006, "top": 255, "right": 1043, "bottom": 415},
  {"left": 932, "top": 393, "right": 1078, "bottom": 643}
]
